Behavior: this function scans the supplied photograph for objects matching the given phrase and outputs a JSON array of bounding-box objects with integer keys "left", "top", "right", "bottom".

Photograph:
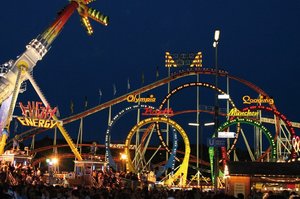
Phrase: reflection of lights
[
  {"left": 120, "top": 153, "right": 127, "bottom": 160},
  {"left": 218, "top": 94, "right": 230, "bottom": 99},
  {"left": 52, "top": 158, "right": 58, "bottom": 164},
  {"left": 224, "top": 165, "right": 229, "bottom": 178},
  {"left": 46, "top": 157, "right": 59, "bottom": 166},
  {"left": 204, "top": 122, "right": 215, "bottom": 127},
  {"left": 188, "top": 123, "right": 199, "bottom": 127}
]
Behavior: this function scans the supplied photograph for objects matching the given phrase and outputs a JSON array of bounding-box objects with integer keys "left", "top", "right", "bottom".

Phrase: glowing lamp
[{"left": 214, "top": 30, "right": 220, "bottom": 42}]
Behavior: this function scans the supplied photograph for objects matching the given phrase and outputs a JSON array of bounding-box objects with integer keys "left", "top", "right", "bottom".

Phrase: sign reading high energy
[{"left": 17, "top": 101, "right": 62, "bottom": 128}]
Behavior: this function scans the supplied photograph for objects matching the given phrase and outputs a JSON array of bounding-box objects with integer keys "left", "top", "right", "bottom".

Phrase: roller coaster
[{"left": 1, "top": 0, "right": 300, "bottom": 188}]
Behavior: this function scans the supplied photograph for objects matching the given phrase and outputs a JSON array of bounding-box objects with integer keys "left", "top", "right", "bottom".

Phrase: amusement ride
[{"left": 0, "top": 0, "right": 300, "bottom": 190}]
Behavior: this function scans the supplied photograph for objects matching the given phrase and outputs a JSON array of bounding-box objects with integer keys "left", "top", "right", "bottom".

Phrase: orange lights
[
  {"left": 87, "top": 7, "right": 109, "bottom": 26},
  {"left": 81, "top": 16, "right": 94, "bottom": 35},
  {"left": 77, "top": 2, "right": 109, "bottom": 35},
  {"left": 165, "top": 52, "right": 202, "bottom": 67}
]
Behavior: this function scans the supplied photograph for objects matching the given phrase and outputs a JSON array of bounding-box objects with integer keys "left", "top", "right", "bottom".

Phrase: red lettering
[
  {"left": 142, "top": 108, "right": 174, "bottom": 116},
  {"left": 18, "top": 101, "right": 57, "bottom": 119}
]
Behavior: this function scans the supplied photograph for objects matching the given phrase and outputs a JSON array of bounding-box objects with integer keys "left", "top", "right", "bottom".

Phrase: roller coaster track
[
  {"left": 9, "top": 68, "right": 269, "bottom": 141},
  {"left": 30, "top": 143, "right": 205, "bottom": 166},
  {"left": 9, "top": 67, "right": 298, "bottom": 159},
  {"left": 29, "top": 143, "right": 198, "bottom": 160}
]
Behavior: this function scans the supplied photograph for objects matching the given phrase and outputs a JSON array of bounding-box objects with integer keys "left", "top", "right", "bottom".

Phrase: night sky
[{"left": 0, "top": 0, "right": 300, "bottom": 149}]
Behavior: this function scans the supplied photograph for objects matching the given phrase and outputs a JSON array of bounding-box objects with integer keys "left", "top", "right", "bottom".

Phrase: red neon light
[
  {"left": 19, "top": 101, "right": 57, "bottom": 120},
  {"left": 141, "top": 108, "right": 174, "bottom": 116}
]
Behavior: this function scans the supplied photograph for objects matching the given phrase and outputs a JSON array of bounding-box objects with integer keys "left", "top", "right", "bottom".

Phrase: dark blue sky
[{"left": 1, "top": 0, "right": 300, "bottom": 147}]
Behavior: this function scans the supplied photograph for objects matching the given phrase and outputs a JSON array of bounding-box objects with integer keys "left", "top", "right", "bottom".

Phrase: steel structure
[{"left": 0, "top": 0, "right": 109, "bottom": 159}]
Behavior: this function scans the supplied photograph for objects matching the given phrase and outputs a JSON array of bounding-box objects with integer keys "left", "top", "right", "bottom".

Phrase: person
[
  {"left": 12, "top": 135, "right": 20, "bottom": 151},
  {"left": 0, "top": 183, "right": 14, "bottom": 199},
  {"left": 71, "top": 189, "right": 80, "bottom": 199}
]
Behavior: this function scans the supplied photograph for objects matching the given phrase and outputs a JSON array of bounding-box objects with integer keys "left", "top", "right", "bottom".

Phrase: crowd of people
[{"left": 0, "top": 161, "right": 299, "bottom": 199}]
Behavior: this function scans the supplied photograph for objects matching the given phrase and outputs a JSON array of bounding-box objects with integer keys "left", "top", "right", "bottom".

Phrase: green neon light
[{"left": 209, "top": 118, "right": 277, "bottom": 185}]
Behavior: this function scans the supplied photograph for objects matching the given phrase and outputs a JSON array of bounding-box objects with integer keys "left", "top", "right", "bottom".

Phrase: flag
[
  {"left": 56, "top": 106, "right": 61, "bottom": 118},
  {"left": 141, "top": 72, "right": 145, "bottom": 85},
  {"left": 84, "top": 96, "right": 88, "bottom": 110},
  {"left": 113, "top": 84, "right": 117, "bottom": 96},
  {"left": 13, "top": 119, "right": 18, "bottom": 133},
  {"left": 156, "top": 66, "right": 159, "bottom": 79},
  {"left": 70, "top": 100, "right": 74, "bottom": 114},
  {"left": 127, "top": 78, "right": 130, "bottom": 91},
  {"left": 98, "top": 89, "right": 102, "bottom": 104}
]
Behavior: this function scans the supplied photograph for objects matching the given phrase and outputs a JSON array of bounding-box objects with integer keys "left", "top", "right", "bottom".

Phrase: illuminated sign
[
  {"left": 218, "top": 131, "right": 236, "bottom": 138},
  {"left": 242, "top": 95, "right": 274, "bottom": 105},
  {"left": 142, "top": 108, "right": 174, "bottom": 116},
  {"left": 292, "top": 136, "right": 300, "bottom": 153},
  {"left": 227, "top": 108, "right": 258, "bottom": 117},
  {"left": 126, "top": 95, "right": 156, "bottom": 103},
  {"left": 17, "top": 101, "right": 62, "bottom": 128},
  {"left": 165, "top": 52, "right": 202, "bottom": 67}
]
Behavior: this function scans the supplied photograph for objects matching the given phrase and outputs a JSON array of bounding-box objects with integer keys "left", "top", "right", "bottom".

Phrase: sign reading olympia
[{"left": 17, "top": 101, "right": 62, "bottom": 128}]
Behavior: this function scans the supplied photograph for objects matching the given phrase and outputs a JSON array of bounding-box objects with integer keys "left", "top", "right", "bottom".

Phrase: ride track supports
[
  {"left": 0, "top": 0, "right": 109, "bottom": 156},
  {"left": 0, "top": 65, "right": 25, "bottom": 154},
  {"left": 25, "top": 71, "right": 83, "bottom": 161},
  {"left": 124, "top": 117, "right": 190, "bottom": 186},
  {"left": 209, "top": 118, "right": 277, "bottom": 185}
]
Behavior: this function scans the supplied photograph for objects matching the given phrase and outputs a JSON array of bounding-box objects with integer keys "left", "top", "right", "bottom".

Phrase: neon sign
[
  {"left": 242, "top": 95, "right": 274, "bottom": 105},
  {"left": 165, "top": 52, "right": 202, "bottom": 67},
  {"left": 227, "top": 108, "right": 258, "bottom": 117},
  {"left": 292, "top": 136, "right": 300, "bottom": 153},
  {"left": 141, "top": 108, "right": 174, "bottom": 116},
  {"left": 17, "top": 101, "right": 62, "bottom": 128},
  {"left": 126, "top": 95, "right": 156, "bottom": 103}
]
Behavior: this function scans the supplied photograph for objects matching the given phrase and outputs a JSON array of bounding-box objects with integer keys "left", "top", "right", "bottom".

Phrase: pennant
[
  {"left": 70, "top": 100, "right": 74, "bottom": 114},
  {"left": 56, "top": 106, "right": 61, "bottom": 118},
  {"left": 141, "top": 72, "right": 145, "bottom": 85},
  {"left": 13, "top": 119, "right": 18, "bottom": 133},
  {"left": 127, "top": 78, "right": 131, "bottom": 90},
  {"left": 98, "top": 89, "right": 102, "bottom": 104},
  {"left": 113, "top": 84, "right": 117, "bottom": 96},
  {"left": 84, "top": 96, "right": 88, "bottom": 110}
]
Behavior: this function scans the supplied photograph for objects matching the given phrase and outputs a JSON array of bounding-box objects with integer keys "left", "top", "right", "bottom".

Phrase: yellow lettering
[
  {"left": 33, "top": 119, "right": 39, "bottom": 127},
  {"left": 242, "top": 95, "right": 251, "bottom": 104},
  {"left": 227, "top": 108, "right": 258, "bottom": 117},
  {"left": 127, "top": 95, "right": 135, "bottom": 102},
  {"left": 17, "top": 117, "right": 27, "bottom": 126},
  {"left": 44, "top": 120, "right": 51, "bottom": 128},
  {"left": 38, "top": 119, "right": 44, "bottom": 127},
  {"left": 17, "top": 117, "right": 60, "bottom": 129},
  {"left": 25, "top": 118, "right": 34, "bottom": 126},
  {"left": 50, "top": 120, "right": 58, "bottom": 128},
  {"left": 242, "top": 95, "right": 274, "bottom": 105}
]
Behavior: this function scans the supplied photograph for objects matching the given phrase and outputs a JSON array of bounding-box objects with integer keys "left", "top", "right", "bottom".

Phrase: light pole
[
  {"left": 46, "top": 157, "right": 58, "bottom": 184},
  {"left": 213, "top": 29, "right": 220, "bottom": 192},
  {"left": 188, "top": 122, "right": 203, "bottom": 188}
]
